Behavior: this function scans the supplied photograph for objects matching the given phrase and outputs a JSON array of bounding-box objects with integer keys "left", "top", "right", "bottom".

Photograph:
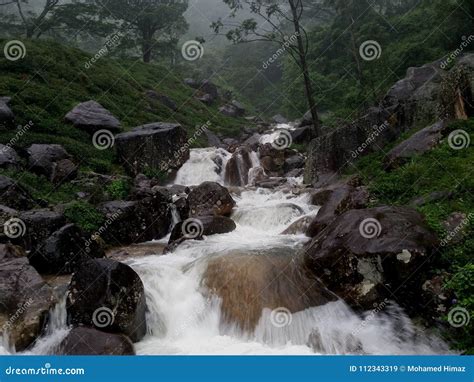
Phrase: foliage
[
  {"left": 105, "top": 178, "right": 131, "bottom": 200},
  {"left": 64, "top": 201, "right": 105, "bottom": 232}
]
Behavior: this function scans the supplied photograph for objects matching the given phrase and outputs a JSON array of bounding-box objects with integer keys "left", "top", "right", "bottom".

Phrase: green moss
[
  {"left": 105, "top": 178, "right": 131, "bottom": 200},
  {"left": 64, "top": 201, "right": 105, "bottom": 233}
]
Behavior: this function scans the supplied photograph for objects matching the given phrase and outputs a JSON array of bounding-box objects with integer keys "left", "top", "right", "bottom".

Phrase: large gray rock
[
  {"left": 0, "top": 175, "right": 35, "bottom": 210},
  {"left": 0, "top": 97, "right": 14, "bottom": 127},
  {"left": 0, "top": 144, "right": 20, "bottom": 169},
  {"left": 385, "top": 121, "right": 447, "bottom": 168},
  {"left": 57, "top": 327, "right": 135, "bottom": 355},
  {"left": 188, "top": 182, "right": 235, "bottom": 217},
  {"left": 65, "top": 100, "right": 121, "bottom": 134},
  {"left": 27, "top": 144, "right": 77, "bottom": 183},
  {"left": 219, "top": 104, "right": 244, "bottom": 117},
  {"left": 225, "top": 146, "right": 254, "bottom": 186},
  {"left": 67, "top": 259, "right": 147, "bottom": 342},
  {"left": 0, "top": 244, "right": 56, "bottom": 351},
  {"left": 303, "top": 206, "right": 439, "bottom": 309},
  {"left": 17, "top": 209, "right": 66, "bottom": 251},
  {"left": 115, "top": 122, "right": 189, "bottom": 176}
]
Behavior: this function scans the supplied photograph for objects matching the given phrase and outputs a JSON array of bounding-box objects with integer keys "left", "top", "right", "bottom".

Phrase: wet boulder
[
  {"left": 17, "top": 209, "right": 66, "bottom": 251},
  {"left": 67, "top": 259, "right": 147, "bottom": 342},
  {"left": 0, "top": 244, "right": 56, "bottom": 351},
  {"left": 0, "top": 97, "right": 14, "bottom": 127},
  {"left": 290, "top": 126, "right": 314, "bottom": 144},
  {"left": 57, "top": 327, "right": 135, "bottom": 355},
  {"left": 115, "top": 122, "right": 189, "bottom": 176},
  {"left": 0, "top": 175, "right": 35, "bottom": 210},
  {"left": 224, "top": 146, "right": 254, "bottom": 186},
  {"left": 385, "top": 121, "right": 446, "bottom": 169},
  {"left": 0, "top": 144, "right": 20, "bottom": 169},
  {"left": 258, "top": 143, "right": 286, "bottom": 174},
  {"left": 29, "top": 223, "right": 104, "bottom": 275},
  {"left": 303, "top": 206, "right": 439, "bottom": 310},
  {"left": 65, "top": 100, "right": 121, "bottom": 134},
  {"left": 27, "top": 144, "right": 77, "bottom": 183},
  {"left": 188, "top": 182, "right": 236, "bottom": 217}
]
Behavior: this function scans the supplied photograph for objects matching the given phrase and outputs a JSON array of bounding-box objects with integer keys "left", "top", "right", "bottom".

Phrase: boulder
[
  {"left": 196, "top": 93, "right": 214, "bottom": 105},
  {"left": 0, "top": 244, "right": 56, "bottom": 351},
  {"left": 17, "top": 209, "right": 66, "bottom": 251},
  {"left": 254, "top": 178, "right": 287, "bottom": 189},
  {"left": 272, "top": 114, "right": 288, "bottom": 124},
  {"left": 0, "top": 175, "right": 35, "bottom": 210},
  {"left": 284, "top": 153, "right": 305, "bottom": 173},
  {"left": 224, "top": 146, "right": 254, "bottom": 186},
  {"left": 291, "top": 126, "right": 314, "bottom": 144},
  {"left": 385, "top": 121, "right": 446, "bottom": 168},
  {"left": 166, "top": 215, "right": 236, "bottom": 251},
  {"left": 57, "top": 327, "right": 135, "bottom": 355},
  {"left": 145, "top": 90, "right": 177, "bottom": 111},
  {"left": 281, "top": 215, "right": 312, "bottom": 235},
  {"left": 242, "top": 133, "right": 262, "bottom": 151},
  {"left": 29, "top": 224, "right": 104, "bottom": 275},
  {"left": 115, "top": 122, "right": 189, "bottom": 176},
  {"left": 98, "top": 194, "right": 171, "bottom": 246},
  {"left": 199, "top": 80, "right": 219, "bottom": 101},
  {"left": 27, "top": 144, "right": 77, "bottom": 183},
  {"left": 298, "top": 110, "right": 313, "bottom": 127},
  {"left": 188, "top": 182, "right": 235, "bottom": 217},
  {"left": 259, "top": 143, "right": 286, "bottom": 174},
  {"left": 0, "top": 97, "right": 14, "bottom": 127},
  {"left": 65, "top": 100, "right": 121, "bottom": 134},
  {"left": 184, "top": 78, "right": 199, "bottom": 88},
  {"left": 67, "top": 259, "right": 147, "bottom": 342},
  {"left": 303, "top": 206, "right": 439, "bottom": 309},
  {"left": 219, "top": 104, "right": 243, "bottom": 117},
  {"left": 231, "top": 100, "right": 246, "bottom": 116},
  {"left": 205, "top": 130, "right": 223, "bottom": 148},
  {"left": 0, "top": 144, "right": 20, "bottom": 169}
]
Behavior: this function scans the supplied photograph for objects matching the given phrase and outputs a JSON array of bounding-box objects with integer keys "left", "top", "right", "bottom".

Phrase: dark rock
[
  {"left": 0, "top": 244, "right": 56, "bottom": 350},
  {"left": 67, "top": 259, "right": 147, "bottom": 342},
  {"left": 219, "top": 104, "right": 243, "bottom": 117},
  {"left": 255, "top": 178, "right": 287, "bottom": 189},
  {"left": 184, "top": 78, "right": 199, "bottom": 88},
  {"left": 57, "top": 327, "right": 135, "bottom": 355},
  {"left": 196, "top": 93, "right": 214, "bottom": 105},
  {"left": 225, "top": 146, "right": 254, "bottom": 186},
  {"left": 115, "top": 122, "right": 189, "bottom": 176},
  {"left": 188, "top": 182, "right": 235, "bottom": 217},
  {"left": 385, "top": 121, "right": 446, "bottom": 168},
  {"left": 65, "top": 100, "right": 121, "bottom": 134},
  {"left": 27, "top": 144, "right": 77, "bottom": 183},
  {"left": 18, "top": 209, "right": 66, "bottom": 251},
  {"left": 0, "top": 144, "right": 20, "bottom": 169},
  {"left": 200, "top": 80, "right": 219, "bottom": 101},
  {"left": 259, "top": 143, "right": 286, "bottom": 174},
  {"left": 242, "top": 133, "right": 261, "bottom": 151},
  {"left": 286, "top": 168, "right": 304, "bottom": 178},
  {"left": 0, "top": 175, "right": 35, "bottom": 210},
  {"left": 284, "top": 153, "right": 305, "bottom": 172},
  {"left": 409, "top": 190, "right": 454, "bottom": 207},
  {"left": 291, "top": 126, "right": 314, "bottom": 144},
  {"left": 272, "top": 114, "right": 288, "bottom": 124},
  {"left": 0, "top": 97, "right": 14, "bottom": 127},
  {"left": 281, "top": 216, "right": 312, "bottom": 235},
  {"left": 231, "top": 100, "right": 246, "bottom": 116},
  {"left": 303, "top": 206, "right": 439, "bottom": 309},
  {"left": 205, "top": 130, "right": 223, "bottom": 148},
  {"left": 298, "top": 110, "right": 313, "bottom": 127},
  {"left": 145, "top": 90, "right": 177, "bottom": 111},
  {"left": 30, "top": 224, "right": 104, "bottom": 275}
]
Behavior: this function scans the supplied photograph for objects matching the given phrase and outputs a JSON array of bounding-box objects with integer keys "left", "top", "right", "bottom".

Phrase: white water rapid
[{"left": 0, "top": 125, "right": 449, "bottom": 355}]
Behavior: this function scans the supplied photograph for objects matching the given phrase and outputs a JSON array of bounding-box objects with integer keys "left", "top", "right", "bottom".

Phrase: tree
[
  {"left": 97, "top": 0, "right": 189, "bottom": 63},
  {"left": 213, "top": 0, "right": 323, "bottom": 136},
  {"left": 11, "top": 0, "right": 60, "bottom": 38}
]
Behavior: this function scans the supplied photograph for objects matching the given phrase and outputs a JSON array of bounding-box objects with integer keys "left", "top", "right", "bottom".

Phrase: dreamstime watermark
[
  {"left": 92, "top": 307, "right": 115, "bottom": 328},
  {"left": 1, "top": 121, "right": 33, "bottom": 152},
  {"left": 181, "top": 218, "right": 204, "bottom": 239},
  {"left": 440, "top": 35, "right": 474, "bottom": 69},
  {"left": 448, "top": 129, "right": 470, "bottom": 150},
  {"left": 351, "top": 298, "right": 389, "bottom": 336},
  {"left": 2, "top": 298, "right": 33, "bottom": 332},
  {"left": 447, "top": 306, "right": 470, "bottom": 328},
  {"left": 262, "top": 32, "right": 299, "bottom": 70},
  {"left": 351, "top": 120, "right": 389, "bottom": 159},
  {"left": 160, "top": 121, "right": 210, "bottom": 171},
  {"left": 181, "top": 40, "right": 204, "bottom": 61},
  {"left": 270, "top": 307, "right": 292, "bottom": 328},
  {"left": 359, "top": 40, "right": 382, "bottom": 61},
  {"left": 3, "top": 40, "right": 26, "bottom": 61},
  {"left": 3, "top": 218, "right": 26, "bottom": 239},
  {"left": 5, "top": 363, "right": 85, "bottom": 376},
  {"left": 84, "top": 32, "right": 124, "bottom": 70},
  {"left": 440, "top": 212, "right": 473, "bottom": 247},
  {"left": 359, "top": 218, "right": 382, "bottom": 239},
  {"left": 271, "top": 129, "right": 293, "bottom": 150},
  {"left": 92, "top": 129, "right": 115, "bottom": 150},
  {"left": 84, "top": 209, "right": 122, "bottom": 252}
]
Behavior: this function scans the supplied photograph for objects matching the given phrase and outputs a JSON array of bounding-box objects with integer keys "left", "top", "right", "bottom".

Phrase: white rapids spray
[{"left": 2, "top": 124, "right": 450, "bottom": 355}]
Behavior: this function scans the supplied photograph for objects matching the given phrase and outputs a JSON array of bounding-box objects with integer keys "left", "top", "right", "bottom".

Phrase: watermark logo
[
  {"left": 440, "top": 35, "right": 474, "bottom": 69},
  {"left": 270, "top": 307, "right": 292, "bottom": 328},
  {"left": 3, "top": 218, "right": 26, "bottom": 239},
  {"left": 181, "top": 40, "right": 204, "bottom": 61},
  {"left": 85, "top": 32, "right": 123, "bottom": 69},
  {"left": 92, "top": 307, "right": 115, "bottom": 328},
  {"left": 359, "top": 40, "right": 382, "bottom": 61},
  {"left": 4, "top": 40, "right": 26, "bottom": 61},
  {"left": 181, "top": 218, "right": 204, "bottom": 239},
  {"left": 351, "top": 121, "right": 389, "bottom": 159},
  {"left": 448, "top": 129, "right": 470, "bottom": 150},
  {"left": 271, "top": 129, "right": 292, "bottom": 150},
  {"left": 447, "top": 306, "right": 470, "bottom": 328},
  {"left": 92, "top": 129, "right": 115, "bottom": 150},
  {"left": 351, "top": 298, "right": 389, "bottom": 336},
  {"left": 359, "top": 218, "right": 382, "bottom": 239},
  {"left": 440, "top": 212, "right": 473, "bottom": 247},
  {"left": 262, "top": 32, "right": 299, "bottom": 70}
]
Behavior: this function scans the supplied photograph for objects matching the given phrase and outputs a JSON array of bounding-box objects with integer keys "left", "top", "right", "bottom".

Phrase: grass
[{"left": 347, "top": 118, "right": 474, "bottom": 353}]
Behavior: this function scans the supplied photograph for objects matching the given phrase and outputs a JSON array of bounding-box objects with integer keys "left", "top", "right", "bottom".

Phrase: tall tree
[
  {"left": 213, "top": 0, "right": 323, "bottom": 136},
  {"left": 97, "top": 0, "right": 189, "bottom": 63}
]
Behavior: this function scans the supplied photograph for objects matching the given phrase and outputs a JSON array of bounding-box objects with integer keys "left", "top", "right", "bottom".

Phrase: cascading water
[{"left": 2, "top": 124, "right": 449, "bottom": 355}]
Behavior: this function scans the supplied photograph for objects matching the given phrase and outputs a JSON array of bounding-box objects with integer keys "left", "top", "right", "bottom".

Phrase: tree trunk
[
  {"left": 141, "top": 28, "right": 153, "bottom": 63},
  {"left": 289, "top": 0, "right": 321, "bottom": 137}
]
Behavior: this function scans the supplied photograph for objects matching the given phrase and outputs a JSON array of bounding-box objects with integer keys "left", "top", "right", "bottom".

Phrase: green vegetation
[
  {"left": 105, "top": 178, "right": 131, "bottom": 200},
  {"left": 348, "top": 118, "right": 474, "bottom": 353},
  {"left": 64, "top": 201, "right": 105, "bottom": 232}
]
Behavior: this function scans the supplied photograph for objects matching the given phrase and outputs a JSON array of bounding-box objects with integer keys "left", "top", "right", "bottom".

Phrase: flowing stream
[{"left": 1, "top": 125, "right": 449, "bottom": 355}]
